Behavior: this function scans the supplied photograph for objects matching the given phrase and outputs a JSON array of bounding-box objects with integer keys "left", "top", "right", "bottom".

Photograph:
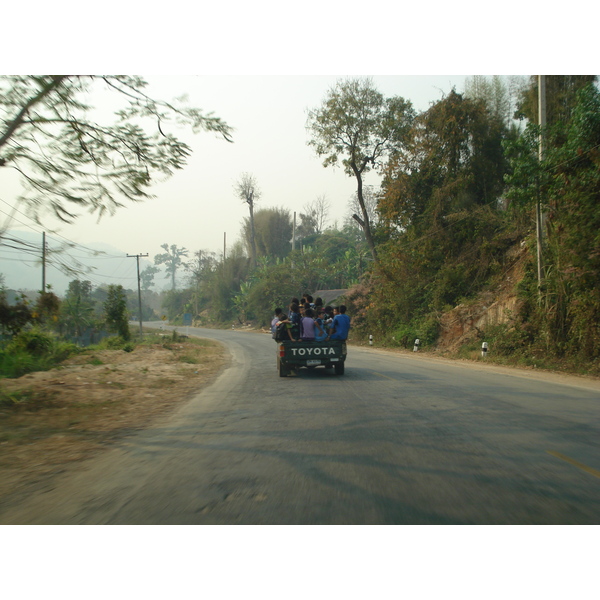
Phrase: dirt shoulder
[{"left": 0, "top": 335, "right": 228, "bottom": 510}]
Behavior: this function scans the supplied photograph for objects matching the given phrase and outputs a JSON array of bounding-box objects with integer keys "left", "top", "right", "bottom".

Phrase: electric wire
[
  {"left": 0, "top": 197, "right": 125, "bottom": 258},
  {"left": 0, "top": 195, "right": 146, "bottom": 290}
]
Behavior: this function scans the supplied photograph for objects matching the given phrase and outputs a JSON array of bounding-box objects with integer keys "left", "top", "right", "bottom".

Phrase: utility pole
[
  {"left": 247, "top": 190, "right": 257, "bottom": 269},
  {"left": 537, "top": 75, "right": 547, "bottom": 297},
  {"left": 292, "top": 212, "right": 296, "bottom": 252},
  {"left": 127, "top": 253, "right": 148, "bottom": 338},
  {"left": 42, "top": 232, "right": 46, "bottom": 291}
]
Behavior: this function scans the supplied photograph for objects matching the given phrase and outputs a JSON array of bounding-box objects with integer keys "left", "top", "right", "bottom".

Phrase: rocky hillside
[{"left": 436, "top": 243, "right": 529, "bottom": 353}]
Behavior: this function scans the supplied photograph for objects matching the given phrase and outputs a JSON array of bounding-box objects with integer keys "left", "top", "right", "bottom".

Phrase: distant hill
[{"left": 0, "top": 230, "right": 156, "bottom": 296}]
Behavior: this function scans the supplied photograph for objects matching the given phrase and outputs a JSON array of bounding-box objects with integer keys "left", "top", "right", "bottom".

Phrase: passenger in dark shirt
[{"left": 288, "top": 302, "right": 302, "bottom": 341}]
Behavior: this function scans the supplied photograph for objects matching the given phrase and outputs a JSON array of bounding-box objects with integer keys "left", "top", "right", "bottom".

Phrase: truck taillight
[{"left": 279, "top": 344, "right": 285, "bottom": 357}]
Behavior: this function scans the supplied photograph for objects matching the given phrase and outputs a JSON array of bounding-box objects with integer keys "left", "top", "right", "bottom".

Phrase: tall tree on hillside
[
  {"left": 307, "top": 77, "right": 415, "bottom": 262},
  {"left": 185, "top": 250, "right": 217, "bottom": 288},
  {"left": 0, "top": 76, "right": 233, "bottom": 226},
  {"left": 234, "top": 173, "right": 261, "bottom": 269},
  {"left": 380, "top": 89, "right": 508, "bottom": 236},
  {"left": 377, "top": 89, "right": 510, "bottom": 312},
  {"left": 154, "top": 243, "right": 189, "bottom": 290}
]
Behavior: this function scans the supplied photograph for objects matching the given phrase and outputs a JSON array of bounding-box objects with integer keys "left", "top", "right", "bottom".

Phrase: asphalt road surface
[{"left": 2, "top": 324, "right": 599, "bottom": 524}]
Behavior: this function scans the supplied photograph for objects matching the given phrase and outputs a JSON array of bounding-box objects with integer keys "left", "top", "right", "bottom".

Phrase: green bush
[
  {"left": 0, "top": 348, "right": 40, "bottom": 378},
  {"left": 104, "top": 285, "right": 131, "bottom": 341},
  {"left": 98, "top": 335, "right": 129, "bottom": 350},
  {"left": 389, "top": 314, "right": 440, "bottom": 349},
  {"left": 0, "top": 328, "right": 79, "bottom": 378},
  {"left": 479, "top": 322, "right": 530, "bottom": 357},
  {"left": 49, "top": 340, "right": 79, "bottom": 362},
  {"left": 6, "top": 328, "right": 54, "bottom": 356}
]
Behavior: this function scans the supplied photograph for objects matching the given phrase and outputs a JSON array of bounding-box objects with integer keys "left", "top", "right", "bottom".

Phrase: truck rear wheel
[
  {"left": 334, "top": 362, "right": 345, "bottom": 375},
  {"left": 278, "top": 357, "right": 288, "bottom": 377}
]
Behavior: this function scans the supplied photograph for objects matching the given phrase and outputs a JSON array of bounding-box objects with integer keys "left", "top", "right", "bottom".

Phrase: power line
[{"left": 0, "top": 197, "right": 125, "bottom": 258}]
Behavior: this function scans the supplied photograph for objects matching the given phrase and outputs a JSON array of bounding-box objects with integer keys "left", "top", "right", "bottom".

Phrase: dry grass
[{"left": 0, "top": 336, "right": 227, "bottom": 505}]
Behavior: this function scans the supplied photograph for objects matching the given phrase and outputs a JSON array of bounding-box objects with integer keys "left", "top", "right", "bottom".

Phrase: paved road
[{"left": 2, "top": 324, "right": 599, "bottom": 524}]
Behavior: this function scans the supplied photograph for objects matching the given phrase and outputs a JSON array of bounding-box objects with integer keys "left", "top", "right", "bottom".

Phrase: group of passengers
[{"left": 271, "top": 294, "right": 351, "bottom": 342}]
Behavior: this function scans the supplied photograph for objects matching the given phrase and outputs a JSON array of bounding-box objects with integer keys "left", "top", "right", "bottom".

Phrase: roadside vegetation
[{"left": 0, "top": 282, "right": 135, "bottom": 381}]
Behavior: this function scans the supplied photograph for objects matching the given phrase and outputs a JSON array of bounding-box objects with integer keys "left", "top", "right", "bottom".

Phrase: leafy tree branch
[{"left": 0, "top": 75, "right": 233, "bottom": 224}]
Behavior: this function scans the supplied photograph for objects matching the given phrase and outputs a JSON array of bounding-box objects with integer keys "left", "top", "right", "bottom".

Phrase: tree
[
  {"left": 61, "top": 294, "right": 95, "bottom": 337},
  {"left": 185, "top": 250, "right": 217, "bottom": 288},
  {"left": 103, "top": 284, "right": 130, "bottom": 340},
  {"left": 140, "top": 265, "right": 160, "bottom": 291},
  {"left": 241, "top": 207, "right": 293, "bottom": 260},
  {"left": 234, "top": 172, "right": 261, "bottom": 268},
  {"left": 61, "top": 279, "right": 95, "bottom": 336},
  {"left": 380, "top": 90, "right": 508, "bottom": 236},
  {"left": 66, "top": 280, "right": 93, "bottom": 303},
  {"left": 0, "top": 76, "right": 233, "bottom": 225},
  {"left": 464, "top": 75, "right": 523, "bottom": 127},
  {"left": 307, "top": 77, "right": 415, "bottom": 261},
  {"left": 154, "top": 243, "right": 189, "bottom": 290},
  {"left": 295, "top": 195, "right": 331, "bottom": 243},
  {"left": 202, "top": 241, "right": 250, "bottom": 322},
  {"left": 232, "top": 280, "right": 253, "bottom": 324},
  {"left": 0, "top": 291, "right": 33, "bottom": 335},
  {"left": 185, "top": 250, "right": 217, "bottom": 316},
  {"left": 374, "top": 89, "right": 511, "bottom": 319},
  {"left": 295, "top": 209, "right": 318, "bottom": 242},
  {"left": 33, "top": 289, "right": 61, "bottom": 325}
]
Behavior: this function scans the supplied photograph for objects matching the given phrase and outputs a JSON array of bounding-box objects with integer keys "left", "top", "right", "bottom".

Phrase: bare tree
[
  {"left": 234, "top": 173, "right": 261, "bottom": 268},
  {"left": 311, "top": 194, "right": 330, "bottom": 234}
]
